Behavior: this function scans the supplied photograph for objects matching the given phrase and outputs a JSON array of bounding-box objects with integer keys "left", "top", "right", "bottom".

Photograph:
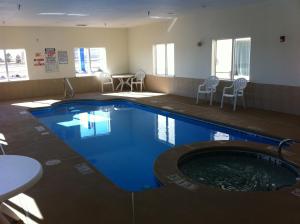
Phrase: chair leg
[
  {"left": 131, "top": 83, "right": 133, "bottom": 92},
  {"left": 140, "top": 83, "right": 142, "bottom": 92},
  {"left": 111, "top": 83, "right": 114, "bottom": 92},
  {"left": 196, "top": 93, "right": 199, "bottom": 104},
  {"left": 221, "top": 95, "right": 224, "bottom": 109},
  {"left": 101, "top": 83, "right": 104, "bottom": 93},
  {"left": 209, "top": 91, "right": 213, "bottom": 106},
  {"left": 233, "top": 96, "right": 237, "bottom": 111}
]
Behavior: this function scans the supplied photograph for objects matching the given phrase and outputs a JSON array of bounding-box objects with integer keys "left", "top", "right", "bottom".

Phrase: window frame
[
  {"left": 153, "top": 43, "right": 175, "bottom": 77},
  {"left": 0, "top": 48, "right": 29, "bottom": 82},
  {"left": 74, "top": 47, "right": 107, "bottom": 77},
  {"left": 212, "top": 37, "right": 251, "bottom": 81}
]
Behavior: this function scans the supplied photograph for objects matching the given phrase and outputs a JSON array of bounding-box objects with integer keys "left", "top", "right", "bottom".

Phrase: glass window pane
[
  {"left": 74, "top": 48, "right": 90, "bottom": 74},
  {"left": 233, "top": 38, "right": 251, "bottom": 80},
  {"left": 0, "top": 50, "right": 7, "bottom": 82},
  {"left": 6, "top": 49, "right": 28, "bottom": 81},
  {"left": 167, "top": 43, "right": 174, "bottom": 76},
  {"left": 90, "top": 48, "right": 107, "bottom": 72},
  {"left": 156, "top": 44, "right": 166, "bottom": 75},
  {"left": 215, "top": 39, "right": 232, "bottom": 80}
]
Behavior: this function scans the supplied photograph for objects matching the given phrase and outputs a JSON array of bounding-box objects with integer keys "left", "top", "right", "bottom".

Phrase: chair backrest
[
  {"left": 135, "top": 70, "right": 146, "bottom": 81},
  {"left": 100, "top": 72, "right": 112, "bottom": 82},
  {"left": 233, "top": 78, "right": 247, "bottom": 92},
  {"left": 205, "top": 76, "right": 220, "bottom": 90}
]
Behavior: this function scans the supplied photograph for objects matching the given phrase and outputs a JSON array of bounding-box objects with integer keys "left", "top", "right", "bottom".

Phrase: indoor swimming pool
[{"left": 31, "top": 100, "right": 280, "bottom": 192}]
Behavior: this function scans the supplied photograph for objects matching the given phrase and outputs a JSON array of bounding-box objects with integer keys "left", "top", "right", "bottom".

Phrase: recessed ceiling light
[
  {"left": 67, "top": 13, "right": 88, "bottom": 17},
  {"left": 38, "top": 12, "right": 65, "bottom": 16}
]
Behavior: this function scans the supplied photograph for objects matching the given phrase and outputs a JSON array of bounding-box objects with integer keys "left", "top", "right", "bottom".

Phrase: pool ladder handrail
[
  {"left": 278, "top": 139, "right": 297, "bottom": 155},
  {"left": 64, "top": 78, "right": 75, "bottom": 98}
]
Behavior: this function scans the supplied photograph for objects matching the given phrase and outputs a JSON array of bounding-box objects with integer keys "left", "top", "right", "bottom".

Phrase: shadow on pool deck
[{"left": 1, "top": 91, "right": 300, "bottom": 224}]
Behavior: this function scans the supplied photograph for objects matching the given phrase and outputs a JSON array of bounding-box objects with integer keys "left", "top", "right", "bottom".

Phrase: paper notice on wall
[
  {"left": 58, "top": 50, "right": 68, "bottom": 64},
  {"left": 33, "top": 52, "right": 45, "bottom": 66},
  {"left": 45, "top": 48, "right": 58, "bottom": 72}
]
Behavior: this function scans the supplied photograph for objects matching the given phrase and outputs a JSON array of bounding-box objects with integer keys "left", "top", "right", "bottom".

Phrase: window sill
[
  {"left": 75, "top": 72, "right": 101, "bottom": 77},
  {"left": 153, "top": 74, "right": 175, "bottom": 78}
]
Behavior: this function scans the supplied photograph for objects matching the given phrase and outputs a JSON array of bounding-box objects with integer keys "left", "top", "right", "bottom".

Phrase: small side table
[{"left": 111, "top": 74, "right": 135, "bottom": 91}]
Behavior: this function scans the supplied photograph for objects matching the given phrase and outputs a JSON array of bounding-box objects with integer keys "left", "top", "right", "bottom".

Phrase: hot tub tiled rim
[{"left": 154, "top": 141, "right": 300, "bottom": 195}]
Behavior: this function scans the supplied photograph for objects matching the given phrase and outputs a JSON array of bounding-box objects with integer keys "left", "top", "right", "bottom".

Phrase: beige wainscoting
[
  {"left": 0, "top": 76, "right": 100, "bottom": 101},
  {"left": 144, "top": 75, "right": 300, "bottom": 115}
]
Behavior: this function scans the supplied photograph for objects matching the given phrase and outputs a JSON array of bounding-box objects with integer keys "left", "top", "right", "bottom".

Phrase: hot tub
[{"left": 155, "top": 141, "right": 300, "bottom": 192}]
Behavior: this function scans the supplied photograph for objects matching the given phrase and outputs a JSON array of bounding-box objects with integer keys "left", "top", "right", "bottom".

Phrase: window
[
  {"left": 74, "top": 48, "right": 107, "bottom": 76},
  {"left": 212, "top": 38, "right": 251, "bottom": 80},
  {"left": 153, "top": 43, "right": 174, "bottom": 76},
  {"left": 0, "top": 49, "right": 28, "bottom": 82}
]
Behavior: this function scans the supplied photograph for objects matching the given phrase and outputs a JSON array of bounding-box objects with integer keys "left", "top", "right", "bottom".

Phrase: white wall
[
  {"left": 128, "top": 0, "right": 300, "bottom": 86},
  {"left": 0, "top": 27, "right": 129, "bottom": 80}
]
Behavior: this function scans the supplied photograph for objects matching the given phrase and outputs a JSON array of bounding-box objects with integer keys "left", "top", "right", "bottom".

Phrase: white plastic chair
[
  {"left": 131, "top": 70, "right": 146, "bottom": 92},
  {"left": 196, "top": 76, "right": 220, "bottom": 106},
  {"left": 221, "top": 78, "right": 247, "bottom": 111},
  {"left": 99, "top": 73, "right": 114, "bottom": 93}
]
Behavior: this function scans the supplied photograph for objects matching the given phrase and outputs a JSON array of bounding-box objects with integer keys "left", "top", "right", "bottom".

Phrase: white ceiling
[{"left": 0, "top": 0, "right": 268, "bottom": 28}]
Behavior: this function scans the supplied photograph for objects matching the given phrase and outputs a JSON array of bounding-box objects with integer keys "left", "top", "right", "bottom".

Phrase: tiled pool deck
[{"left": 1, "top": 92, "right": 300, "bottom": 224}]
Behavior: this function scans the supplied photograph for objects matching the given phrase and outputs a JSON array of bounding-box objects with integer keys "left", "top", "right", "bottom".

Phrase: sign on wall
[
  {"left": 58, "top": 50, "right": 68, "bottom": 64},
  {"left": 45, "top": 48, "right": 58, "bottom": 73},
  {"left": 33, "top": 52, "right": 45, "bottom": 66}
]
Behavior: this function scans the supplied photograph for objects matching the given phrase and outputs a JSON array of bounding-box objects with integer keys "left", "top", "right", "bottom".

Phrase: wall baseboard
[{"left": 144, "top": 75, "right": 300, "bottom": 115}]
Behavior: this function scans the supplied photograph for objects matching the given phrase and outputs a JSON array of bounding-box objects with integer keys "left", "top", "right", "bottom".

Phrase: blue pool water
[{"left": 31, "top": 100, "right": 279, "bottom": 192}]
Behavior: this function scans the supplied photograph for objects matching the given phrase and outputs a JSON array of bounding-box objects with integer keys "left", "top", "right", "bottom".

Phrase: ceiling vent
[{"left": 76, "top": 24, "right": 88, "bottom": 27}]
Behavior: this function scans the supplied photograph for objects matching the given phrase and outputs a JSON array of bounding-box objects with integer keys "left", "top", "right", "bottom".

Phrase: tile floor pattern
[{"left": 0, "top": 92, "right": 300, "bottom": 224}]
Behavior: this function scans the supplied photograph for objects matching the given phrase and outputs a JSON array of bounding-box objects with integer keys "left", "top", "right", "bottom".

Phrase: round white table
[
  {"left": 111, "top": 74, "right": 135, "bottom": 91},
  {"left": 0, "top": 155, "right": 43, "bottom": 223}
]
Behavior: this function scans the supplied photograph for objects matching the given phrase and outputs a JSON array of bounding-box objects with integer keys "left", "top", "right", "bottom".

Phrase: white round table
[
  {"left": 111, "top": 74, "right": 135, "bottom": 91},
  {"left": 0, "top": 155, "right": 43, "bottom": 223}
]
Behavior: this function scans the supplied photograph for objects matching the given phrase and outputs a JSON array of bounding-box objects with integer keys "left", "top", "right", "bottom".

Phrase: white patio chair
[
  {"left": 99, "top": 73, "right": 114, "bottom": 93},
  {"left": 131, "top": 70, "right": 146, "bottom": 92},
  {"left": 196, "top": 76, "right": 220, "bottom": 106},
  {"left": 221, "top": 78, "right": 247, "bottom": 111}
]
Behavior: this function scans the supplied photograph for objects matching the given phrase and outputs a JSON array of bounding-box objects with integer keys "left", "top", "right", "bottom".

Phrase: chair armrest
[
  {"left": 223, "top": 84, "right": 234, "bottom": 93},
  {"left": 198, "top": 84, "right": 206, "bottom": 92}
]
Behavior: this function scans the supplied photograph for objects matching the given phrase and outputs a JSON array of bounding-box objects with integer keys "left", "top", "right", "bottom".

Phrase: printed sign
[
  {"left": 33, "top": 52, "right": 45, "bottom": 66},
  {"left": 58, "top": 50, "right": 68, "bottom": 64},
  {"left": 45, "top": 48, "right": 58, "bottom": 72}
]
